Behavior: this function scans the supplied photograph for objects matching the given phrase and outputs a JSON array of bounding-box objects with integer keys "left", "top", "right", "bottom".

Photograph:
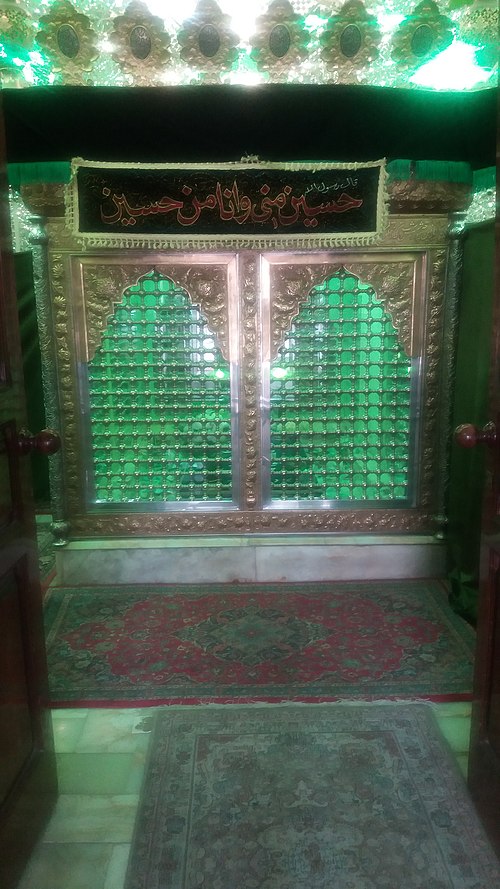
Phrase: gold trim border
[{"left": 69, "top": 509, "right": 437, "bottom": 537}]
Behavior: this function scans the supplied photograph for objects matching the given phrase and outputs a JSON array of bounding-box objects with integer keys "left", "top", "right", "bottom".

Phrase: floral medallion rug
[
  {"left": 124, "top": 704, "right": 499, "bottom": 889},
  {"left": 36, "top": 520, "right": 56, "bottom": 589},
  {"left": 43, "top": 580, "right": 475, "bottom": 706}
]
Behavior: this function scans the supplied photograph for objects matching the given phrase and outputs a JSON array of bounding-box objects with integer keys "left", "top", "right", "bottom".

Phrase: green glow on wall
[
  {"left": 410, "top": 41, "right": 495, "bottom": 90},
  {"left": 87, "top": 270, "right": 233, "bottom": 505},
  {"left": 270, "top": 270, "right": 412, "bottom": 502}
]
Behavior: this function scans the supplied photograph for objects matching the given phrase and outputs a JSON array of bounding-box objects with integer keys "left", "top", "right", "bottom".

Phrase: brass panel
[
  {"left": 419, "top": 246, "right": 448, "bottom": 510},
  {"left": 49, "top": 251, "right": 81, "bottom": 520},
  {"left": 239, "top": 253, "right": 261, "bottom": 510},
  {"left": 266, "top": 254, "right": 419, "bottom": 359},
  {"left": 79, "top": 258, "right": 231, "bottom": 362},
  {"left": 388, "top": 181, "right": 470, "bottom": 214},
  {"left": 70, "top": 508, "right": 435, "bottom": 536}
]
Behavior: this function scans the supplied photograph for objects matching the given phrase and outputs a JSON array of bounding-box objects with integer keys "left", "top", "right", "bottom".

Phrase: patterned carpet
[
  {"left": 43, "top": 580, "right": 475, "bottom": 705},
  {"left": 124, "top": 704, "right": 499, "bottom": 889},
  {"left": 36, "top": 521, "right": 56, "bottom": 588}
]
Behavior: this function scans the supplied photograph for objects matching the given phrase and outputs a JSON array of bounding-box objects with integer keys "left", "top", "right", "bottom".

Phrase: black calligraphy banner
[{"left": 68, "top": 159, "right": 387, "bottom": 247}]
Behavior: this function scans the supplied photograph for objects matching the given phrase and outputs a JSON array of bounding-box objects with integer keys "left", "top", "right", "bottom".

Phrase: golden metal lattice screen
[{"left": 43, "top": 211, "right": 450, "bottom": 540}]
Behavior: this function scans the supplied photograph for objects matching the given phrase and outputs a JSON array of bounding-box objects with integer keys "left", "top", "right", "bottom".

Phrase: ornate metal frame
[
  {"left": 391, "top": 1, "right": 454, "bottom": 70},
  {"left": 43, "top": 211, "right": 450, "bottom": 540},
  {"left": 259, "top": 251, "right": 425, "bottom": 511},
  {"left": 109, "top": 1, "right": 171, "bottom": 85},
  {"left": 35, "top": 0, "right": 99, "bottom": 84},
  {"left": 177, "top": 0, "right": 239, "bottom": 78},
  {"left": 249, "top": 0, "right": 309, "bottom": 77},
  {"left": 320, "top": 0, "right": 382, "bottom": 77}
]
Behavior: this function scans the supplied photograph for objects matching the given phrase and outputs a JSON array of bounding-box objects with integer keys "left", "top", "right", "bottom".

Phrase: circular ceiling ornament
[
  {"left": 320, "top": 0, "right": 381, "bottom": 74},
  {"left": 391, "top": 1, "right": 454, "bottom": 69},
  {"left": 109, "top": 1, "right": 171, "bottom": 85},
  {"left": 177, "top": 0, "right": 239, "bottom": 79},
  {"left": 35, "top": 0, "right": 98, "bottom": 83},
  {"left": 250, "top": 0, "right": 309, "bottom": 77}
]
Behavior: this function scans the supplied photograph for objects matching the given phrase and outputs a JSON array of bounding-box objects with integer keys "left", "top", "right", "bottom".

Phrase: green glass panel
[
  {"left": 270, "top": 270, "right": 412, "bottom": 502},
  {"left": 87, "top": 270, "right": 232, "bottom": 505}
]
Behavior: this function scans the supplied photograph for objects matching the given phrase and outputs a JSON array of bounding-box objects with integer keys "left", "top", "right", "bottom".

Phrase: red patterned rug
[{"left": 43, "top": 580, "right": 475, "bottom": 706}]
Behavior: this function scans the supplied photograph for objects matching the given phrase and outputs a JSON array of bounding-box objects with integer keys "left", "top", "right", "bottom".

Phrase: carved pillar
[
  {"left": 28, "top": 216, "right": 69, "bottom": 545},
  {"left": 434, "top": 211, "right": 466, "bottom": 537}
]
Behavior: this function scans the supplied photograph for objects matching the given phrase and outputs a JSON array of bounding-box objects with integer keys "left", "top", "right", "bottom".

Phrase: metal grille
[
  {"left": 269, "top": 268, "right": 412, "bottom": 502},
  {"left": 86, "top": 270, "right": 233, "bottom": 505}
]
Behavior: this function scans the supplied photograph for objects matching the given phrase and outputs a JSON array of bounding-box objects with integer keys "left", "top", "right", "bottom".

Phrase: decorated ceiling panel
[{"left": 0, "top": 0, "right": 497, "bottom": 91}]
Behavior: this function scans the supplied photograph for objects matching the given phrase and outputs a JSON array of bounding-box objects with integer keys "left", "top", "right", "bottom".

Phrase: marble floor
[{"left": 17, "top": 702, "right": 472, "bottom": 889}]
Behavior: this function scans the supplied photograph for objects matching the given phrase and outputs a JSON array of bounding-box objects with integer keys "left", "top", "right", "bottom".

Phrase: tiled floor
[{"left": 17, "top": 702, "right": 472, "bottom": 889}]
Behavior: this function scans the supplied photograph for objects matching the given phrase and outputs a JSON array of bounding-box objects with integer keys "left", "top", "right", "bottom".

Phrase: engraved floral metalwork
[
  {"left": 269, "top": 266, "right": 315, "bottom": 360},
  {"left": 387, "top": 179, "right": 471, "bottom": 214},
  {"left": 250, "top": 0, "right": 309, "bottom": 76},
  {"left": 240, "top": 254, "right": 261, "bottom": 510},
  {"left": 377, "top": 214, "right": 449, "bottom": 249},
  {"left": 269, "top": 260, "right": 415, "bottom": 359},
  {"left": 347, "top": 262, "right": 416, "bottom": 357},
  {"left": 182, "top": 267, "right": 230, "bottom": 360},
  {"left": 391, "top": 1, "right": 454, "bottom": 68},
  {"left": 36, "top": 0, "right": 99, "bottom": 83},
  {"left": 320, "top": 0, "right": 381, "bottom": 74},
  {"left": 29, "top": 220, "right": 66, "bottom": 529},
  {"left": 109, "top": 1, "right": 171, "bottom": 85},
  {"left": 48, "top": 249, "right": 82, "bottom": 518},
  {"left": 81, "top": 264, "right": 153, "bottom": 362},
  {"left": 177, "top": 0, "right": 239, "bottom": 77},
  {"left": 69, "top": 508, "right": 436, "bottom": 537},
  {"left": 80, "top": 262, "right": 230, "bottom": 362},
  {"left": 20, "top": 183, "right": 66, "bottom": 217},
  {"left": 419, "top": 248, "right": 447, "bottom": 510}
]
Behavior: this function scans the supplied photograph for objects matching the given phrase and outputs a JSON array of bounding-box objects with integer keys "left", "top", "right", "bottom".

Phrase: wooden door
[
  {"left": 0, "top": 98, "right": 58, "bottom": 889},
  {"left": 455, "top": 218, "right": 500, "bottom": 857}
]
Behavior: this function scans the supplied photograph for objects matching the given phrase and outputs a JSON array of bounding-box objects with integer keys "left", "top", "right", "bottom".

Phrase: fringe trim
[
  {"left": 69, "top": 157, "right": 386, "bottom": 174},
  {"left": 66, "top": 157, "right": 388, "bottom": 250},
  {"left": 67, "top": 231, "right": 386, "bottom": 250}
]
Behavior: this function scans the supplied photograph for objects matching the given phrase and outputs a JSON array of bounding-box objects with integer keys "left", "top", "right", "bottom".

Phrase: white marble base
[{"left": 55, "top": 536, "right": 446, "bottom": 585}]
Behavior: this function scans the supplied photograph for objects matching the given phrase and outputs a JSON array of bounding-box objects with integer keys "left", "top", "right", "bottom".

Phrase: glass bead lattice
[
  {"left": 87, "top": 270, "right": 233, "bottom": 505},
  {"left": 269, "top": 269, "right": 412, "bottom": 502}
]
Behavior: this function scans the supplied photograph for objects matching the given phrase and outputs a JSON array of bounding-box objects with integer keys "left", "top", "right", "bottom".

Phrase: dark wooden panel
[
  {"left": 0, "top": 569, "right": 33, "bottom": 806},
  {"left": 0, "top": 91, "right": 57, "bottom": 889}
]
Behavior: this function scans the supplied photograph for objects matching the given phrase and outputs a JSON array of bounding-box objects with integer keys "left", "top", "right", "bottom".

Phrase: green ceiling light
[
  {"left": 303, "top": 14, "right": 329, "bottom": 34},
  {"left": 271, "top": 367, "right": 288, "bottom": 380},
  {"left": 0, "top": 32, "right": 50, "bottom": 86},
  {"left": 410, "top": 39, "right": 496, "bottom": 89}
]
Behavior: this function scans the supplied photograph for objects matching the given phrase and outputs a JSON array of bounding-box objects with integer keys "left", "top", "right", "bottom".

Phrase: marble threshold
[{"left": 55, "top": 535, "right": 446, "bottom": 585}]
